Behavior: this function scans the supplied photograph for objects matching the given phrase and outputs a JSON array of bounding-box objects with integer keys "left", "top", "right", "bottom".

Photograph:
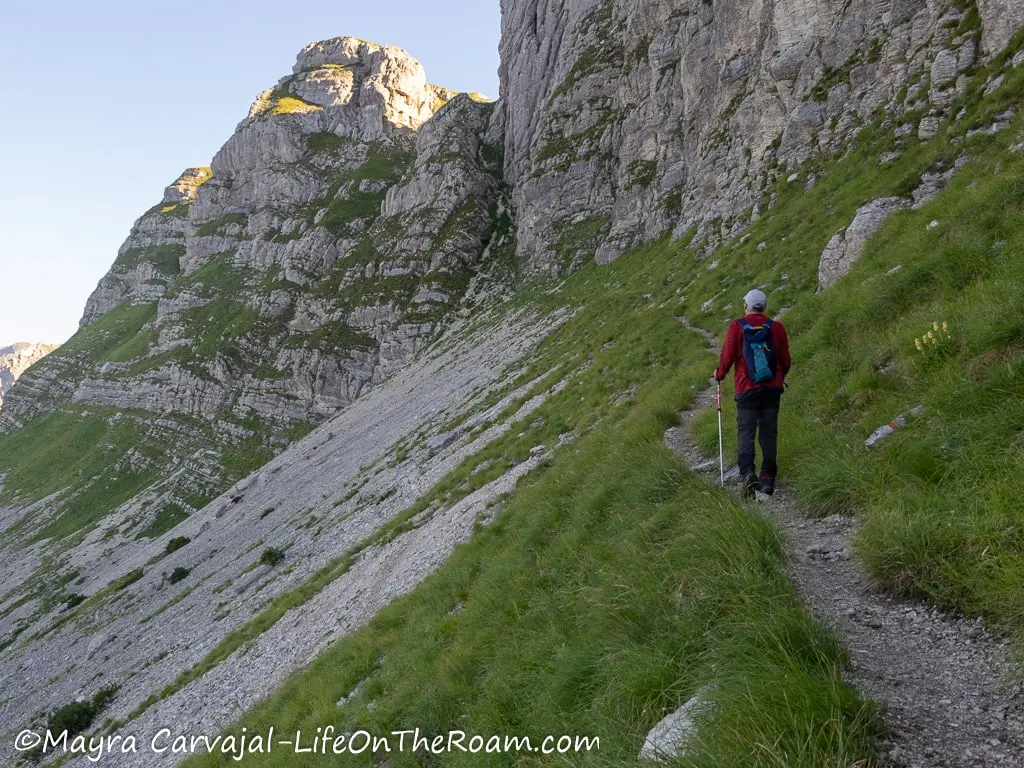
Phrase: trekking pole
[{"left": 716, "top": 381, "right": 725, "bottom": 487}]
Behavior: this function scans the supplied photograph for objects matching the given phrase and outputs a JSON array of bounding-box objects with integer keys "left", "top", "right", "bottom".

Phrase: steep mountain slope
[
  {"left": 0, "top": 307, "right": 569, "bottom": 767},
  {"left": 0, "top": 38, "right": 505, "bottom": 545},
  {"left": 1, "top": 1, "right": 1023, "bottom": 766},
  {"left": 0, "top": 343, "right": 57, "bottom": 409}
]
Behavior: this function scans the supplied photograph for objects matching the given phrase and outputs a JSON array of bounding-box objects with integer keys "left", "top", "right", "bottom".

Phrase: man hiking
[{"left": 714, "top": 289, "right": 791, "bottom": 498}]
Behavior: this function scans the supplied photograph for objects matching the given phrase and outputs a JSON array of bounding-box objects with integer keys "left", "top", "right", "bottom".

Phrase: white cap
[{"left": 744, "top": 289, "right": 767, "bottom": 311}]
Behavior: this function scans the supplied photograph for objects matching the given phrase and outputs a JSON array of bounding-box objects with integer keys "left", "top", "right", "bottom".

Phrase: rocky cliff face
[
  {"left": 0, "top": 343, "right": 57, "bottom": 409},
  {"left": 0, "top": 37, "right": 503, "bottom": 528},
  {"left": 496, "top": 0, "right": 1021, "bottom": 272}
]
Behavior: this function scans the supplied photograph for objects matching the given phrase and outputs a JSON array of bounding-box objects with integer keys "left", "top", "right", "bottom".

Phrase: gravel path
[{"left": 664, "top": 379, "right": 1024, "bottom": 767}]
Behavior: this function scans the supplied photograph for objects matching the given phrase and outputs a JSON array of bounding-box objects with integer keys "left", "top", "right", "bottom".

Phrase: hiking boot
[
  {"left": 742, "top": 473, "right": 759, "bottom": 499},
  {"left": 759, "top": 476, "right": 775, "bottom": 496}
]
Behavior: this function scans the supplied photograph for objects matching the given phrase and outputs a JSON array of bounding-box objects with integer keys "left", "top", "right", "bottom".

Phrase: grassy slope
[
  {"left": 185, "top": 389, "right": 876, "bottom": 767},
  {"left": 175, "top": 30, "right": 1024, "bottom": 768},
  {"left": 178, "top": 241, "right": 879, "bottom": 767},
  {"left": 690, "top": 35, "right": 1024, "bottom": 638}
]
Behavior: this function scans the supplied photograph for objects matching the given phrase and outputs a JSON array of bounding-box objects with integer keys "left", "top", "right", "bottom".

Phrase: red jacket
[{"left": 715, "top": 313, "right": 791, "bottom": 396}]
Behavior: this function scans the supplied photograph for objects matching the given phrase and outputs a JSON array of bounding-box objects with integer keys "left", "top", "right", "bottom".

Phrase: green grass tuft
[{"left": 136, "top": 504, "right": 189, "bottom": 540}]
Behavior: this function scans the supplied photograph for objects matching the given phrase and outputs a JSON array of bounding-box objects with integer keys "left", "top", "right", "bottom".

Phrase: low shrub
[{"left": 259, "top": 548, "right": 285, "bottom": 567}]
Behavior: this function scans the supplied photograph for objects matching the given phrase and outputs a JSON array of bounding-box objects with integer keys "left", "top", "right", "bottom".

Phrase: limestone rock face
[
  {"left": 163, "top": 167, "right": 213, "bottom": 204},
  {"left": 79, "top": 168, "right": 202, "bottom": 329},
  {"left": 0, "top": 343, "right": 58, "bottom": 409},
  {"left": 979, "top": 0, "right": 1024, "bottom": 52},
  {"left": 818, "top": 197, "right": 911, "bottom": 291},
  {"left": 497, "top": 0, "right": 1023, "bottom": 273},
  {"left": 1, "top": 35, "right": 501, "bottom": 523}
]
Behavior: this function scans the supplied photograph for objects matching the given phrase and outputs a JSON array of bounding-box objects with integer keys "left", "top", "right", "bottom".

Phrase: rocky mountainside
[
  {"left": 0, "top": 37, "right": 507, "bottom": 534},
  {"left": 5, "top": 2, "right": 1019, "bottom": 538},
  {"left": 496, "top": 0, "right": 1021, "bottom": 271},
  {"left": 0, "top": 343, "right": 58, "bottom": 408},
  {"left": 1, "top": 2, "right": 1023, "bottom": 765}
]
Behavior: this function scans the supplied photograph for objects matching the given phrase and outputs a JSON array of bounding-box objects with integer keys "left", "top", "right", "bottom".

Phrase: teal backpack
[{"left": 740, "top": 319, "right": 776, "bottom": 383}]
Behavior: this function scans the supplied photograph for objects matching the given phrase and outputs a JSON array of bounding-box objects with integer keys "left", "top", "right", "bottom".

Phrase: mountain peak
[
  {"left": 228, "top": 34, "right": 445, "bottom": 169},
  {"left": 292, "top": 35, "right": 411, "bottom": 73}
]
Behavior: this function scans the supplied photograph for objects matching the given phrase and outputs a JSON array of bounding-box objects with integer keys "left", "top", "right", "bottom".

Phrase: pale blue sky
[{"left": 0, "top": 1, "right": 500, "bottom": 345}]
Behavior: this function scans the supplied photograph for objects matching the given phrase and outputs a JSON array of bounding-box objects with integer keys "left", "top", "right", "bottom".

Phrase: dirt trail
[{"left": 664, "top": 328, "right": 1024, "bottom": 767}]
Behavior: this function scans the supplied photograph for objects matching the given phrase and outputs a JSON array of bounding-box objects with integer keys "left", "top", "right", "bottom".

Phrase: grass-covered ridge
[
  {"left": 164, "top": 226, "right": 880, "bottom": 765},
  {"left": 184, "top": 333, "right": 877, "bottom": 768}
]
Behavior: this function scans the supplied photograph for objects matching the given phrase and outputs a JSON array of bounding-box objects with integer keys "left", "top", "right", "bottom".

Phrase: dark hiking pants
[{"left": 736, "top": 388, "right": 782, "bottom": 479}]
